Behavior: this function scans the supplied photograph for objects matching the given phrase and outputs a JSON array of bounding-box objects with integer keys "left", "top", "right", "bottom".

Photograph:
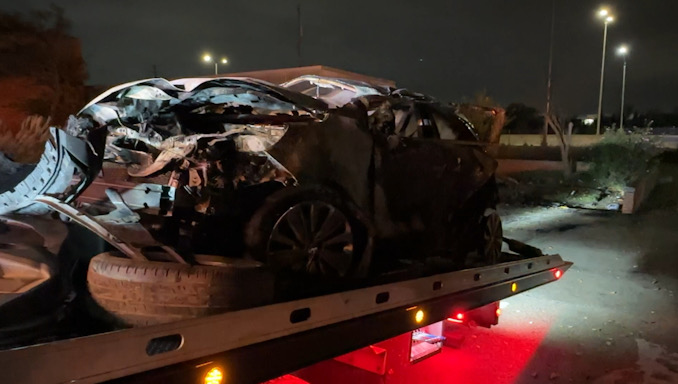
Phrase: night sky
[{"left": 2, "top": 0, "right": 677, "bottom": 115}]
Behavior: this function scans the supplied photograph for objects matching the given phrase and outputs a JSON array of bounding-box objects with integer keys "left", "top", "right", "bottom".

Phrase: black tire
[
  {"left": 450, "top": 176, "right": 500, "bottom": 264},
  {"left": 244, "top": 186, "right": 372, "bottom": 280},
  {"left": 87, "top": 252, "right": 274, "bottom": 327},
  {"left": 478, "top": 209, "right": 503, "bottom": 265}
]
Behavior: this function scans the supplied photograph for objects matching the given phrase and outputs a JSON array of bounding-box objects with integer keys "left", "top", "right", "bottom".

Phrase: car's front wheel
[{"left": 244, "top": 186, "right": 372, "bottom": 283}]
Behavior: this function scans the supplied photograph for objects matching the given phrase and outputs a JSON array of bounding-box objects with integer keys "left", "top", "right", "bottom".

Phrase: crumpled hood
[
  {"left": 78, "top": 77, "right": 328, "bottom": 127},
  {"left": 66, "top": 77, "right": 327, "bottom": 182}
]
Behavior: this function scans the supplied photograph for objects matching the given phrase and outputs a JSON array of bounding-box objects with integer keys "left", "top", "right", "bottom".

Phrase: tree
[
  {"left": 505, "top": 103, "right": 543, "bottom": 133},
  {"left": 458, "top": 91, "right": 507, "bottom": 148},
  {"left": 545, "top": 112, "right": 574, "bottom": 177},
  {"left": 0, "top": 115, "right": 52, "bottom": 163},
  {"left": 0, "top": 5, "right": 87, "bottom": 132}
]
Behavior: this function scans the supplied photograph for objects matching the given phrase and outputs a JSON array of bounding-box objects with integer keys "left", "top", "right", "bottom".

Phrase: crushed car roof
[
  {"left": 282, "top": 75, "right": 388, "bottom": 108},
  {"left": 79, "top": 77, "right": 328, "bottom": 125}
]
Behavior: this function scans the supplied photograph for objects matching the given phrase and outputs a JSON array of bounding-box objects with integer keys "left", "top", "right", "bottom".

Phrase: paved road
[{"left": 410, "top": 206, "right": 678, "bottom": 383}]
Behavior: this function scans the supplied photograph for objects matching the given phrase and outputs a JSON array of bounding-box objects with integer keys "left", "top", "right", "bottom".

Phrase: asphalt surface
[{"left": 412, "top": 205, "right": 678, "bottom": 384}]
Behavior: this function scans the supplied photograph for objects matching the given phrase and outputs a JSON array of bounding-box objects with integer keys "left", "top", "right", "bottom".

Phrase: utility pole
[
  {"left": 596, "top": 10, "right": 614, "bottom": 135},
  {"left": 619, "top": 52, "right": 628, "bottom": 130},
  {"left": 543, "top": 0, "right": 556, "bottom": 145},
  {"left": 297, "top": 4, "right": 303, "bottom": 67},
  {"left": 596, "top": 21, "right": 609, "bottom": 135}
]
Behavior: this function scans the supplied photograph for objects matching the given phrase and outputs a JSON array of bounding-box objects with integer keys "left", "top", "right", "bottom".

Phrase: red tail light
[
  {"left": 446, "top": 312, "right": 465, "bottom": 323},
  {"left": 554, "top": 269, "right": 562, "bottom": 279}
]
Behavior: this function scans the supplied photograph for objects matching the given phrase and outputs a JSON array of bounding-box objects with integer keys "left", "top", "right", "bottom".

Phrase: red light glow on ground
[{"left": 294, "top": 314, "right": 554, "bottom": 384}]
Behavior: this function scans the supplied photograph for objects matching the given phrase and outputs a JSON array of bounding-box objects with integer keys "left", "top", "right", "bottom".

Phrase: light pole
[
  {"left": 202, "top": 54, "right": 228, "bottom": 75},
  {"left": 617, "top": 45, "right": 628, "bottom": 130},
  {"left": 595, "top": 9, "right": 614, "bottom": 135},
  {"left": 543, "top": 0, "right": 556, "bottom": 145}
]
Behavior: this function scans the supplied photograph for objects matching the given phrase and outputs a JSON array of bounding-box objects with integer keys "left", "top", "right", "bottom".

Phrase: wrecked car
[{"left": 0, "top": 75, "right": 502, "bottom": 327}]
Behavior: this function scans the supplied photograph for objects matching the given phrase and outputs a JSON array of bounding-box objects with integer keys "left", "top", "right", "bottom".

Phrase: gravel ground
[{"left": 416, "top": 205, "right": 678, "bottom": 384}]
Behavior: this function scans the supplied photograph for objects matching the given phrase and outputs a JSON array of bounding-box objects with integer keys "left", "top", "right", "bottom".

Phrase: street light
[
  {"left": 542, "top": 0, "right": 556, "bottom": 146},
  {"left": 617, "top": 45, "right": 629, "bottom": 130},
  {"left": 202, "top": 53, "right": 228, "bottom": 75},
  {"left": 595, "top": 8, "right": 614, "bottom": 135}
]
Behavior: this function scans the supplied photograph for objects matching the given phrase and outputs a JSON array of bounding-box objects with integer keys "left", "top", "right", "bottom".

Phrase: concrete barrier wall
[
  {"left": 500, "top": 134, "right": 601, "bottom": 147},
  {"left": 496, "top": 159, "right": 590, "bottom": 176},
  {"left": 500, "top": 134, "right": 678, "bottom": 149},
  {"left": 622, "top": 168, "right": 661, "bottom": 214}
]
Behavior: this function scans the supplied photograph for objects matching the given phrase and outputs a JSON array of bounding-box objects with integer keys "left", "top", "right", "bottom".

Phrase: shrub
[
  {"left": 0, "top": 115, "right": 52, "bottom": 163},
  {"left": 587, "top": 128, "right": 661, "bottom": 193}
]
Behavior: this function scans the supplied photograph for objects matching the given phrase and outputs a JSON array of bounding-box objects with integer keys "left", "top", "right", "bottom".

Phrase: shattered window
[
  {"left": 284, "top": 79, "right": 354, "bottom": 108},
  {"left": 394, "top": 110, "right": 409, "bottom": 132},
  {"left": 418, "top": 116, "right": 438, "bottom": 139},
  {"left": 397, "top": 105, "right": 438, "bottom": 139},
  {"left": 432, "top": 112, "right": 458, "bottom": 140},
  {"left": 397, "top": 110, "right": 419, "bottom": 138},
  {"left": 448, "top": 114, "right": 479, "bottom": 141},
  {"left": 428, "top": 105, "right": 479, "bottom": 142},
  {"left": 284, "top": 79, "right": 316, "bottom": 96}
]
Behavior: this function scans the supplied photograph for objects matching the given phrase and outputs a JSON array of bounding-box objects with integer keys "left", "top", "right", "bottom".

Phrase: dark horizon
[{"left": 2, "top": 0, "right": 677, "bottom": 115}]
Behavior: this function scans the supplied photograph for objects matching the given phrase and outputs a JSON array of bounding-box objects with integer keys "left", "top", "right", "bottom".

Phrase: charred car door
[
  {"left": 371, "top": 101, "right": 495, "bottom": 247},
  {"left": 423, "top": 104, "right": 496, "bottom": 202},
  {"left": 266, "top": 103, "right": 375, "bottom": 213}
]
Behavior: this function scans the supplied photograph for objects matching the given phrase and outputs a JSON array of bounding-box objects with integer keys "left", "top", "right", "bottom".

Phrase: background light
[
  {"left": 203, "top": 54, "right": 212, "bottom": 63},
  {"left": 598, "top": 9, "right": 608, "bottom": 17},
  {"left": 618, "top": 45, "right": 628, "bottom": 55},
  {"left": 606, "top": 16, "right": 614, "bottom": 22}
]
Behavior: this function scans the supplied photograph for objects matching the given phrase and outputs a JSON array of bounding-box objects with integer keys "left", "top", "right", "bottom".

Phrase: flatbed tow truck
[
  {"left": 0, "top": 249, "right": 571, "bottom": 384},
  {"left": 0, "top": 76, "right": 571, "bottom": 384}
]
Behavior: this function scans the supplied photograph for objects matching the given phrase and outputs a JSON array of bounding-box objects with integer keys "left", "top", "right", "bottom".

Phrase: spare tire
[{"left": 87, "top": 252, "right": 274, "bottom": 327}]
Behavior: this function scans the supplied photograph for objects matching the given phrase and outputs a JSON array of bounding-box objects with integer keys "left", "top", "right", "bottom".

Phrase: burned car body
[
  {"left": 281, "top": 76, "right": 499, "bottom": 261},
  {"left": 3, "top": 75, "right": 500, "bottom": 280},
  {"left": 73, "top": 77, "right": 376, "bottom": 272},
  {"left": 0, "top": 75, "right": 502, "bottom": 328}
]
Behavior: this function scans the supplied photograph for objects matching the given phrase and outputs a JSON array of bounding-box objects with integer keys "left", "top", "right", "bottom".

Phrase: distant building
[
  {"left": 221, "top": 65, "right": 396, "bottom": 87},
  {"left": 576, "top": 114, "right": 598, "bottom": 126}
]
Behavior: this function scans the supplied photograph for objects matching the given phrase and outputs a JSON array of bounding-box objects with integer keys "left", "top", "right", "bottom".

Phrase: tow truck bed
[{"left": 0, "top": 252, "right": 570, "bottom": 384}]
